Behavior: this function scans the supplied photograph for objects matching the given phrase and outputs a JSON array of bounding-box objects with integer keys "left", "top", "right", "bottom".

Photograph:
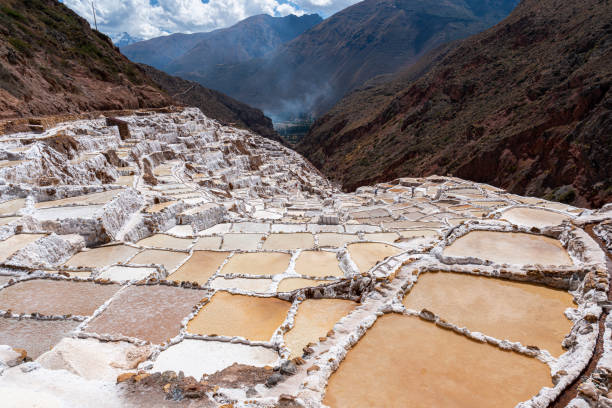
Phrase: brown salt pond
[
  {"left": 0, "top": 198, "right": 25, "bottom": 215},
  {"left": 0, "top": 216, "right": 20, "bottom": 226},
  {"left": 294, "top": 251, "right": 343, "bottom": 278},
  {"left": 221, "top": 233, "right": 264, "bottom": 250},
  {"left": 443, "top": 231, "right": 573, "bottom": 265},
  {"left": 85, "top": 285, "right": 204, "bottom": 344},
  {"left": 0, "top": 280, "right": 119, "bottom": 316},
  {"left": 34, "top": 190, "right": 124, "bottom": 209},
  {"left": 0, "top": 234, "right": 46, "bottom": 263},
  {"left": 502, "top": 207, "right": 571, "bottom": 228},
  {"left": 277, "top": 278, "right": 330, "bottom": 292},
  {"left": 262, "top": 233, "right": 314, "bottom": 250},
  {"left": 63, "top": 244, "right": 140, "bottom": 269},
  {"left": 136, "top": 234, "right": 193, "bottom": 250},
  {"left": 323, "top": 314, "right": 553, "bottom": 408},
  {"left": 0, "top": 318, "right": 80, "bottom": 359},
  {"left": 168, "top": 251, "right": 229, "bottom": 284},
  {"left": 209, "top": 277, "right": 272, "bottom": 292},
  {"left": 285, "top": 299, "right": 356, "bottom": 359},
  {"left": 129, "top": 249, "right": 189, "bottom": 272},
  {"left": 221, "top": 252, "right": 291, "bottom": 276},
  {"left": 187, "top": 291, "right": 291, "bottom": 342},
  {"left": 317, "top": 233, "right": 357, "bottom": 248},
  {"left": 347, "top": 243, "right": 402, "bottom": 273},
  {"left": 403, "top": 272, "right": 574, "bottom": 356}
]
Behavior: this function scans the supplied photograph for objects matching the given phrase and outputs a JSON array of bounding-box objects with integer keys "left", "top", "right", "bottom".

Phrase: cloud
[{"left": 62, "top": 0, "right": 361, "bottom": 40}]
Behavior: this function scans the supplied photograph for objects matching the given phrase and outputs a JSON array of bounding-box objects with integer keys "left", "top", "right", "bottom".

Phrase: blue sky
[{"left": 62, "top": 0, "right": 361, "bottom": 41}]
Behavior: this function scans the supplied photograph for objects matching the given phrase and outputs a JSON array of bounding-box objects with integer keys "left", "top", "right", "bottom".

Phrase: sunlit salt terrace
[{"left": 0, "top": 108, "right": 609, "bottom": 407}]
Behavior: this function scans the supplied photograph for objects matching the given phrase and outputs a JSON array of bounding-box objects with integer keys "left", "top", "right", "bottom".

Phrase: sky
[{"left": 61, "top": 0, "right": 361, "bottom": 41}]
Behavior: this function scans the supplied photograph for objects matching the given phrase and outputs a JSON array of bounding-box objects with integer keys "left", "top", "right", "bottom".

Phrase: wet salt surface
[
  {"left": 502, "top": 207, "right": 571, "bottom": 228},
  {"left": 64, "top": 245, "right": 140, "bottom": 269},
  {"left": 404, "top": 272, "right": 574, "bottom": 356},
  {"left": 221, "top": 234, "right": 264, "bottom": 250},
  {"left": 0, "top": 198, "right": 25, "bottom": 215},
  {"left": 443, "top": 231, "right": 573, "bottom": 265},
  {"left": 0, "top": 234, "right": 46, "bottom": 263},
  {"left": 85, "top": 285, "right": 205, "bottom": 344},
  {"left": 284, "top": 299, "right": 356, "bottom": 359},
  {"left": 187, "top": 291, "right": 291, "bottom": 342},
  {"left": 221, "top": 252, "right": 291, "bottom": 276},
  {"left": 294, "top": 251, "right": 343, "bottom": 278},
  {"left": 33, "top": 205, "right": 105, "bottom": 220},
  {"left": 34, "top": 190, "right": 124, "bottom": 209},
  {"left": 97, "top": 266, "right": 157, "bottom": 282},
  {"left": 277, "top": 278, "right": 329, "bottom": 292},
  {"left": 210, "top": 277, "right": 272, "bottom": 292},
  {"left": 193, "top": 236, "right": 222, "bottom": 250},
  {"left": 347, "top": 242, "right": 402, "bottom": 273},
  {"left": 323, "top": 314, "right": 553, "bottom": 408},
  {"left": 152, "top": 339, "right": 278, "bottom": 380},
  {"left": 129, "top": 249, "right": 189, "bottom": 272},
  {"left": 168, "top": 251, "right": 229, "bottom": 284},
  {"left": 317, "top": 233, "right": 357, "bottom": 247},
  {"left": 0, "top": 280, "right": 119, "bottom": 316},
  {"left": 136, "top": 234, "right": 193, "bottom": 250},
  {"left": 0, "top": 318, "right": 79, "bottom": 359}
]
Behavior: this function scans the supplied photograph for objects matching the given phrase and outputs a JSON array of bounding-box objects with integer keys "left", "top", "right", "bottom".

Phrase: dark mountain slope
[
  {"left": 0, "top": 0, "right": 279, "bottom": 139},
  {"left": 181, "top": 0, "right": 519, "bottom": 119},
  {"left": 123, "top": 14, "right": 322, "bottom": 73},
  {"left": 140, "top": 65, "right": 283, "bottom": 143},
  {"left": 299, "top": 0, "right": 612, "bottom": 208},
  {"left": 0, "top": 0, "right": 172, "bottom": 119}
]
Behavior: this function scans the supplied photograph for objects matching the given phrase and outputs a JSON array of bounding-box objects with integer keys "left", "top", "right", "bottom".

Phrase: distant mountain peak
[{"left": 113, "top": 32, "right": 143, "bottom": 48}]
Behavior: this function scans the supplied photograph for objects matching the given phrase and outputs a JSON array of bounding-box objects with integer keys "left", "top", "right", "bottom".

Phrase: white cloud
[{"left": 62, "top": 0, "right": 361, "bottom": 40}]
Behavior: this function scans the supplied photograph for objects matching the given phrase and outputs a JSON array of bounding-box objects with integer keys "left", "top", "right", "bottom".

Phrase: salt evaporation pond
[
  {"left": 502, "top": 207, "right": 571, "bottom": 228},
  {"left": 64, "top": 245, "right": 139, "bottom": 269},
  {"left": 168, "top": 251, "right": 229, "bottom": 284},
  {"left": 221, "top": 252, "right": 291, "bottom": 276},
  {"left": 347, "top": 242, "right": 402, "bottom": 273},
  {"left": 0, "top": 318, "right": 79, "bottom": 359},
  {"left": 294, "top": 251, "right": 343, "bottom": 278}
]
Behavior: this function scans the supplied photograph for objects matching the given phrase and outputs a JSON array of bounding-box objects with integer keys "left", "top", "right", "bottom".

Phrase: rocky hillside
[
  {"left": 123, "top": 14, "right": 322, "bottom": 73},
  {"left": 299, "top": 0, "right": 612, "bottom": 208},
  {"left": 185, "top": 0, "right": 519, "bottom": 119},
  {"left": 140, "top": 64, "right": 283, "bottom": 143},
  {"left": 0, "top": 0, "right": 172, "bottom": 118},
  {"left": 0, "top": 0, "right": 279, "bottom": 139}
]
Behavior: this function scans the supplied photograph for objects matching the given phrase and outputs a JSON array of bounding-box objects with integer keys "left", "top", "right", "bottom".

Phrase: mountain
[
  {"left": 139, "top": 64, "right": 283, "bottom": 143},
  {"left": 0, "top": 0, "right": 279, "bottom": 140},
  {"left": 113, "top": 32, "right": 143, "bottom": 48},
  {"left": 122, "top": 14, "right": 322, "bottom": 73},
  {"left": 179, "top": 0, "right": 519, "bottom": 120},
  {"left": 298, "top": 0, "right": 612, "bottom": 208}
]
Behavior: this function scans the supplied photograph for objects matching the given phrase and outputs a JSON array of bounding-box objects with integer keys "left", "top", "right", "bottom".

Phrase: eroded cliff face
[
  {"left": 300, "top": 0, "right": 611, "bottom": 208},
  {"left": 0, "top": 108, "right": 610, "bottom": 408}
]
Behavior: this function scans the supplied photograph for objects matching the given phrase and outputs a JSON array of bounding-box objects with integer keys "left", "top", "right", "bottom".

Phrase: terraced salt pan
[
  {"left": 193, "top": 236, "right": 222, "bottom": 250},
  {"left": 403, "top": 272, "right": 574, "bottom": 356},
  {"left": 168, "top": 251, "right": 229, "bottom": 284},
  {"left": 136, "top": 234, "right": 193, "bottom": 250},
  {"left": 277, "top": 278, "right": 329, "bottom": 292},
  {"left": 443, "top": 231, "right": 573, "bottom": 265},
  {"left": 34, "top": 190, "right": 124, "bottom": 209},
  {"left": 317, "top": 233, "right": 357, "bottom": 247},
  {"left": 0, "top": 234, "right": 46, "bottom": 263},
  {"left": 285, "top": 299, "right": 356, "bottom": 359},
  {"left": 34, "top": 205, "right": 104, "bottom": 220},
  {"left": 362, "top": 232, "right": 400, "bottom": 243},
  {"left": 64, "top": 244, "right": 140, "bottom": 269},
  {"left": 221, "top": 252, "right": 291, "bottom": 276},
  {"left": 0, "top": 217, "right": 20, "bottom": 225},
  {"left": 294, "top": 251, "right": 343, "bottom": 278},
  {"left": 210, "top": 277, "right": 272, "bottom": 292},
  {"left": 152, "top": 339, "right": 278, "bottom": 380},
  {"left": 323, "top": 314, "right": 553, "bottom": 408},
  {"left": 262, "top": 233, "right": 314, "bottom": 250},
  {"left": 221, "top": 233, "right": 264, "bottom": 250},
  {"left": 129, "top": 249, "right": 189, "bottom": 272},
  {"left": 187, "top": 291, "right": 291, "bottom": 342},
  {"left": 144, "top": 201, "right": 178, "bottom": 213},
  {"left": 0, "top": 280, "right": 119, "bottom": 316},
  {"left": 502, "top": 207, "right": 571, "bottom": 228},
  {"left": 85, "top": 285, "right": 204, "bottom": 344},
  {"left": 97, "top": 266, "right": 157, "bottom": 282},
  {"left": 347, "top": 243, "right": 402, "bottom": 273},
  {"left": 0, "top": 198, "right": 25, "bottom": 215},
  {"left": 0, "top": 318, "right": 79, "bottom": 359}
]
